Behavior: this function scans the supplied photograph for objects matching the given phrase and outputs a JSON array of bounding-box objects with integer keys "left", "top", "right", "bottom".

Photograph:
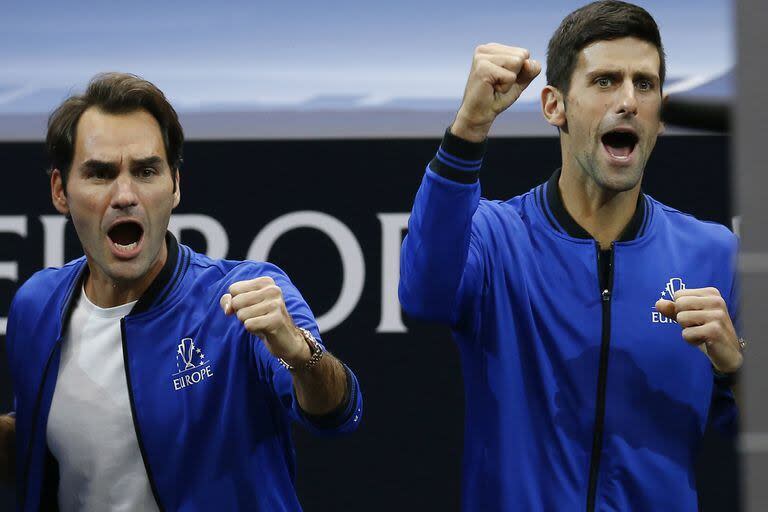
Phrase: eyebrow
[
  {"left": 586, "top": 69, "right": 660, "bottom": 83},
  {"left": 79, "top": 159, "right": 117, "bottom": 174},
  {"left": 79, "top": 155, "right": 166, "bottom": 174},
  {"left": 130, "top": 156, "right": 165, "bottom": 169}
]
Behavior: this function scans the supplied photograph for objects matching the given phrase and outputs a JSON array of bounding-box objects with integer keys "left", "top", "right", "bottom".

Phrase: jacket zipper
[
  {"left": 19, "top": 339, "right": 61, "bottom": 511},
  {"left": 586, "top": 243, "right": 615, "bottom": 512},
  {"left": 120, "top": 318, "right": 165, "bottom": 511}
]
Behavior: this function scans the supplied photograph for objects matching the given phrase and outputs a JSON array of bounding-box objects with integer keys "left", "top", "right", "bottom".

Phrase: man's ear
[
  {"left": 172, "top": 169, "right": 181, "bottom": 208},
  {"left": 541, "top": 85, "right": 567, "bottom": 128},
  {"left": 50, "top": 169, "right": 70, "bottom": 216}
]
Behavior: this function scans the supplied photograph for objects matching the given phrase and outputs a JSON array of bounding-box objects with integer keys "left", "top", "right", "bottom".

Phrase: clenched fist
[
  {"left": 221, "top": 276, "right": 310, "bottom": 366},
  {"left": 655, "top": 287, "right": 743, "bottom": 374},
  {"left": 452, "top": 44, "right": 542, "bottom": 142}
]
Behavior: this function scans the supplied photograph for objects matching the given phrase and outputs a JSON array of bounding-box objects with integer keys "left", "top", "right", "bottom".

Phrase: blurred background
[
  {"left": 0, "top": 0, "right": 732, "bottom": 138},
  {"left": 1, "top": 0, "right": 763, "bottom": 510}
]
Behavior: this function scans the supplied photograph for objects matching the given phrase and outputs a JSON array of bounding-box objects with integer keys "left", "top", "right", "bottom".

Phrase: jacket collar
[
  {"left": 543, "top": 168, "right": 646, "bottom": 242},
  {"left": 132, "top": 231, "right": 183, "bottom": 315},
  {"left": 60, "top": 232, "right": 184, "bottom": 323}
]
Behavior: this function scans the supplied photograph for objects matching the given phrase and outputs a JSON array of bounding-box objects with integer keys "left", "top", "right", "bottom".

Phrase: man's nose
[
  {"left": 616, "top": 81, "right": 639, "bottom": 117},
  {"left": 110, "top": 174, "right": 139, "bottom": 209}
]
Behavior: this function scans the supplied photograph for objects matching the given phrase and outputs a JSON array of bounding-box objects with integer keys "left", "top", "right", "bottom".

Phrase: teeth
[{"left": 114, "top": 241, "right": 138, "bottom": 251}]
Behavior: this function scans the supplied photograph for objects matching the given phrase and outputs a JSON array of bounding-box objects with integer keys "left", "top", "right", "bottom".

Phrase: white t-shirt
[{"left": 46, "top": 288, "right": 160, "bottom": 512}]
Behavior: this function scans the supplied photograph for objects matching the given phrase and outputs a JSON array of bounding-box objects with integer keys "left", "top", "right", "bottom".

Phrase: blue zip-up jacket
[
  {"left": 399, "top": 131, "right": 738, "bottom": 512},
  {"left": 7, "top": 233, "right": 362, "bottom": 511}
]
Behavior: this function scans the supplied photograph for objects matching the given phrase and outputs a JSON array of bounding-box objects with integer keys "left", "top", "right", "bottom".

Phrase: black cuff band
[
  {"left": 428, "top": 127, "right": 487, "bottom": 184},
  {"left": 442, "top": 126, "right": 488, "bottom": 160}
]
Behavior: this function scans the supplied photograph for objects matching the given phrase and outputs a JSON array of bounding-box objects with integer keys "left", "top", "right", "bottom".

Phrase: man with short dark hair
[
  {"left": 0, "top": 72, "right": 362, "bottom": 511},
  {"left": 399, "top": 1, "right": 741, "bottom": 510}
]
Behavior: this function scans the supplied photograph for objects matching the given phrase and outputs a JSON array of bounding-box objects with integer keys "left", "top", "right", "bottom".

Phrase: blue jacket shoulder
[
  {"left": 185, "top": 250, "right": 293, "bottom": 285},
  {"left": 650, "top": 197, "right": 737, "bottom": 253},
  {"left": 11, "top": 257, "right": 85, "bottom": 312},
  {"left": 472, "top": 188, "right": 535, "bottom": 224}
]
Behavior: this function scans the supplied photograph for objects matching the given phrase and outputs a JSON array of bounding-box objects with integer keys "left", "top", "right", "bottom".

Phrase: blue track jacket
[
  {"left": 7, "top": 233, "right": 362, "bottom": 511},
  {"left": 399, "top": 131, "right": 738, "bottom": 512}
]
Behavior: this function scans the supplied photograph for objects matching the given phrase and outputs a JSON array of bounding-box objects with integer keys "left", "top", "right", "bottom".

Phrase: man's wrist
[
  {"left": 279, "top": 327, "right": 324, "bottom": 371},
  {"left": 451, "top": 112, "right": 491, "bottom": 143},
  {"left": 281, "top": 327, "right": 312, "bottom": 367}
]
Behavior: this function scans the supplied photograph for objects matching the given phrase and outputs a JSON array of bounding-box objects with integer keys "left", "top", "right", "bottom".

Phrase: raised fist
[
  {"left": 221, "top": 276, "right": 309, "bottom": 365},
  {"left": 453, "top": 44, "right": 541, "bottom": 142}
]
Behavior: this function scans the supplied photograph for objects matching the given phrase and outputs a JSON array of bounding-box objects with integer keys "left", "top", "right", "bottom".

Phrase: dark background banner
[{"left": 0, "top": 135, "right": 737, "bottom": 511}]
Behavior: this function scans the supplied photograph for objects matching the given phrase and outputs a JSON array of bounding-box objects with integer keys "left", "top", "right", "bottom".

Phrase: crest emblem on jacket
[
  {"left": 651, "top": 277, "right": 685, "bottom": 324},
  {"left": 172, "top": 337, "right": 214, "bottom": 391}
]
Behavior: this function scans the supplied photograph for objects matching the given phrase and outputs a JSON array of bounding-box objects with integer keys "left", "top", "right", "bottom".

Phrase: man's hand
[
  {"left": 220, "top": 277, "right": 310, "bottom": 367},
  {"left": 452, "top": 44, "right": 542, "bottom": 142},
  {"left": 655, "top": 287, "right": 743, "bottom": 373},
  {"left": 222, "top": 277, "right": 351, "bottom": 416}
]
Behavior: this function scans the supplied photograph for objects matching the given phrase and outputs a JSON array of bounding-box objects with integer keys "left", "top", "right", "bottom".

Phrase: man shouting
[
  {"left": 0, "top": 72, "right": 362, "bottom": 511},
  {"left": 399, "top": 1, "right": 741, "bottom": 510}
]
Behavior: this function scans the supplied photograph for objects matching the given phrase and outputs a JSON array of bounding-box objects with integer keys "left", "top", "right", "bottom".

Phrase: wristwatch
[{"left": 278, "top": 327, "right": 324, "bottom": 372}]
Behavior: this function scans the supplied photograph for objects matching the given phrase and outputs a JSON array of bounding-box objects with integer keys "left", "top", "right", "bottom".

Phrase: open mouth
[
  {"left": 601, "top": 130, "right": 639, "bottom": 160},
  {"left": 108, "top": 221, "right": 144, "bottom": 253}
]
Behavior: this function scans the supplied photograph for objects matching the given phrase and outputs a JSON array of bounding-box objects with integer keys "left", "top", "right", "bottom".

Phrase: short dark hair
[
  {"left": 546, "top": 1, "right": 665, "bottom": 95},
  {"left": 46, "top": 72, "right": 184, "bottom": 186}
]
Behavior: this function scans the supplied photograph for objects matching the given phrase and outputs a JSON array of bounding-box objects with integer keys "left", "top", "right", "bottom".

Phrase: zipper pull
[{"left": 601, "top": 289, "right": 611, "bottom": 302}]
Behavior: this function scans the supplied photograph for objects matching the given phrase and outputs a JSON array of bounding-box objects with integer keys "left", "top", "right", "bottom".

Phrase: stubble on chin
[
  {"left": 592, "top": 168, "right": 643, "bottom": 193},
  {"left": 577, "top": 146, "right": 645, "bottom": 194}
]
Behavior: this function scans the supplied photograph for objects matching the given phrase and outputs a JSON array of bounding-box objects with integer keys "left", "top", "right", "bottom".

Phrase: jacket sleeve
[
  {"left": 706, "top": 235, "right": 740, "bottom": 438},
  {"left": 252, "top": 266, "right": 363, "bottom": 436},
  {"left": 398, "top": 128, "right": 487, "bottom": 326}
]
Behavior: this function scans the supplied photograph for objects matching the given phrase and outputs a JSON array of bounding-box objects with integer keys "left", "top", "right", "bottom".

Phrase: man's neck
[
  {"left": 558, "top": 165, "right": 641, "bottom": 250},
  {"left": 84, "top": 243, "right": 167, "bottom": 308}
]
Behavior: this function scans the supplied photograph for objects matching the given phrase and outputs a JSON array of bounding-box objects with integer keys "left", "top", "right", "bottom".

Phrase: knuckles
[
  {"left": 228, "top": 283, "right": 284, "bottom": 311},
  {"left": 475, "top": 43, "right": 495, "bottom": 54},
  {"left": 712, "top": 295, "right": 727, "bottom": 310},
  {"left": 243, "top": 317, "right": 261, "bottom": 333},
  {"left": 474, "top": 43, "right": 528, "bottom": 55},
  {"left": 228, "top": 276, "right": 277, "bottom": 296},
  {"left": 244, "top": 315, "right": 270, "bottom": 332},
  {"left": 264, "top": 284, "right": 283, "bottom": 299},
  {"left": 704, "top": 286, "right": 722, "bottom": 297},
  {"left": 681, "top": 325, "right": 711, "bottom": 344},
  {"left": 673, "top": 294, "right": 728, "bottom": 314},
  {"left": 673, "top": 297, "right": 694, "bottom": 311},
  {"left": 234, "top": 298, "right": 282, "bottom": 323},
  {"left": 474, "top": 59, "right": 494, "bottom": 74},
  {"left": 675, "top": 311, "right": 693, "bottom": 326},
  {"left": 224, "top": 278, "right": 292, "bottom": 340}
]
